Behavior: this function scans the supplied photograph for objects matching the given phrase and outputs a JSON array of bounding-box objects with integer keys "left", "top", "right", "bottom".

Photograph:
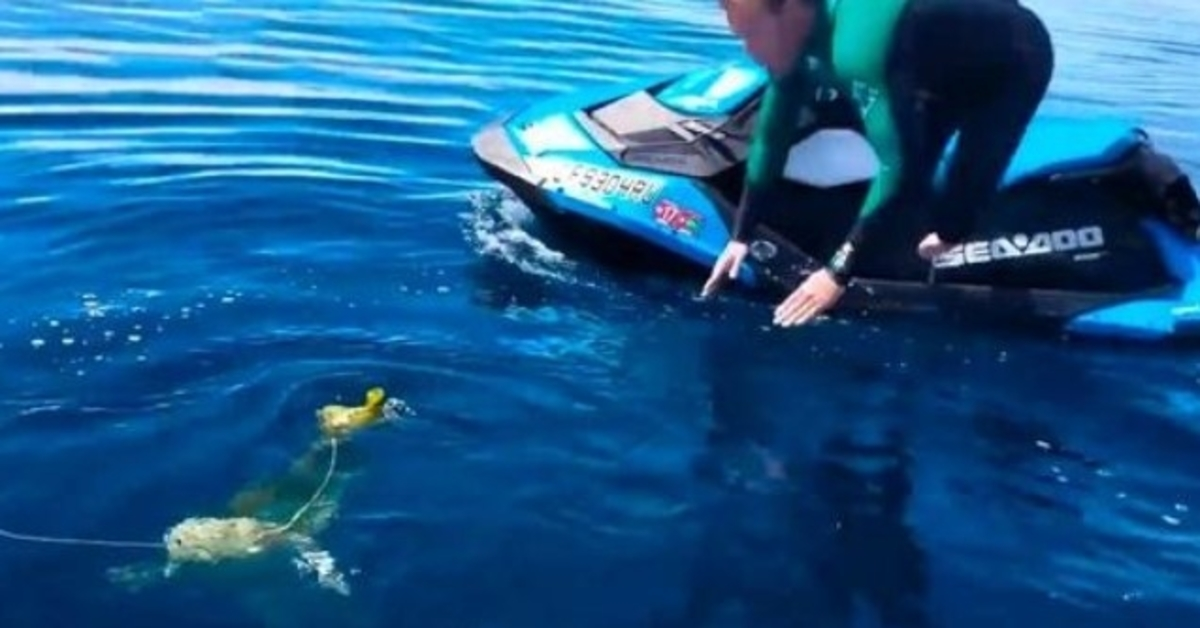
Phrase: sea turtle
[
  {"left": 160, "top": 509, "right": 350, "bottom": 594},
  {"left": 107, "top": 386, "right": 404, "bottom": 596},
  {"left": 107, "top": 437, "right": 350, "bottom": 595},
  {"left": 105, "top": 386, "right": 403, "bottom": 597}
]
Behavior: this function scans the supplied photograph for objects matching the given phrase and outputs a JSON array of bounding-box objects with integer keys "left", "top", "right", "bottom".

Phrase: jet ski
[{"left": 470, "top": 56, "right": 1200, "bottom": 342}]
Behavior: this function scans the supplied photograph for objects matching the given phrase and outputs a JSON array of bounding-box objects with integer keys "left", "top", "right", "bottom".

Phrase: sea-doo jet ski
[{"left": 471, "top": 57, "right": 1200, "bottom": 342}]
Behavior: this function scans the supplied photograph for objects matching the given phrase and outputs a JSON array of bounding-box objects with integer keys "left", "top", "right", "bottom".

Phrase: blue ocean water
[{"left": 0, "top": 0, "right": 1197, "bottom": 626}]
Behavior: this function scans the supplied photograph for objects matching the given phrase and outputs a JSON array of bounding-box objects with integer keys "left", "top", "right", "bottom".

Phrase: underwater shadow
[{"left": 660, "top": 325, "right": 930, "bottom": 628}]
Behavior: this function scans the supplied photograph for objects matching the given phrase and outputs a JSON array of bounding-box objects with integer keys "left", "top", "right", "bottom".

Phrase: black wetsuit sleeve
[{"left": 730, "top": 66, "right": 818, "bottom": 243}]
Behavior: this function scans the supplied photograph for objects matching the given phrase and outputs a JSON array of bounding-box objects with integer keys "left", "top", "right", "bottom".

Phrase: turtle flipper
[{"left": 286, "top": 533, "right": 350, "bottom": 596}]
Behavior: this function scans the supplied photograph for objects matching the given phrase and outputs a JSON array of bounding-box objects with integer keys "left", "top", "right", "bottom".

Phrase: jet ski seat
[{"left": 935, "top": 115, "right": 1145, "bottom": 190}]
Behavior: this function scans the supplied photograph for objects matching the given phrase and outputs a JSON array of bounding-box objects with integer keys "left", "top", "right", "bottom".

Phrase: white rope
[
  {"left": 270, "top": 438, "right": 339, "bottom": 534},
  {"left": 0, "top": 437, "right": 340, "bottom": 551}
]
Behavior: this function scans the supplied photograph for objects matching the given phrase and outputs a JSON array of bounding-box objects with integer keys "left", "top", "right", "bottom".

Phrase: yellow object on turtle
[{"left": 317, "top": 386, "right": 388, "bottom": 440}]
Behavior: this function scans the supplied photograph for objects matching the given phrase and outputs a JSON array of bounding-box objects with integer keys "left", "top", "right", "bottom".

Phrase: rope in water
[
  {"left": 271, "top": 437, "right": 338, "bottom": 534},
  {"left": 0, "top": 528, "right": 162, "bottom": 549},
  {"left": 0, "top": 437, "right": 340, "bottom": 551}
]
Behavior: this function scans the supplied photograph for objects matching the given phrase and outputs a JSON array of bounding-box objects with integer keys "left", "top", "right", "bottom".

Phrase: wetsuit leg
[
  {"left": 910, "top": 0, "right": 1056, "bottom": 242},
  {"left": 835, "top": 5, "right": 963, "bottom": 278},
  {"left": 879, "top": 0, "right": 964, "bottom": 212}
]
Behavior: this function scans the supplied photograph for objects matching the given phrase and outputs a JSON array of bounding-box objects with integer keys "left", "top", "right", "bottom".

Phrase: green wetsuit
[
  {"left": 731, "top": 0, "right": 1054, "bottom": 285},
  {"left": 731, "top": 0, "right": 910, "bottom": 263}
]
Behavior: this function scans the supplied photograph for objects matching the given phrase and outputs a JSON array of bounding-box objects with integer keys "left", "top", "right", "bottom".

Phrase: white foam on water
[{"left": 460, "top": 188, "right": 578, "bottom": 283}]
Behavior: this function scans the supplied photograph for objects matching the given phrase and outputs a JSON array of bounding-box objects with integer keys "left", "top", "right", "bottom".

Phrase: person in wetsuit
[{"left": 700, "top": 0, "right": 1055, "bottom": 326}]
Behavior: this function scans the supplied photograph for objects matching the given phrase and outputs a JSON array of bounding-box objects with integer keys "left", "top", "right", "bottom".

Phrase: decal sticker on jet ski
[
  {"left": 652, "top": 199, "right": 702, "bottom": 236},
  {"left": 933, "top": 226, "right": 1107, "bottom": 268}
]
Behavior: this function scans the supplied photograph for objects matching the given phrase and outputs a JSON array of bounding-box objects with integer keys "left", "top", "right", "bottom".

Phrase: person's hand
[
  {"left": 917, "top": 232, "right": 956, "bottom": 261},
  {"left": 701, "top": 240, "right": 750, "bottom": 298},
  {"left": 773, "top": 268, "right": 845, "bottom": 327}
]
